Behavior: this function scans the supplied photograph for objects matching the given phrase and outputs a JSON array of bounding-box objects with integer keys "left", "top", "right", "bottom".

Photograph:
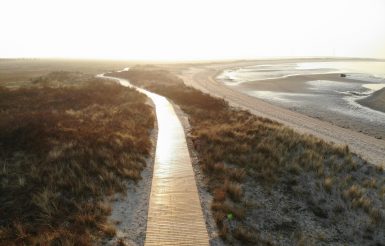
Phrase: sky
[{"left": 0, "top": 0, "right": 384, "bottom": 60}]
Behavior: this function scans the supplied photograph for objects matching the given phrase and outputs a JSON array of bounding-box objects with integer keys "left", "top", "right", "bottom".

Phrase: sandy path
[{"left": 179, "top": 65, "right": 385, "bottom": 167}]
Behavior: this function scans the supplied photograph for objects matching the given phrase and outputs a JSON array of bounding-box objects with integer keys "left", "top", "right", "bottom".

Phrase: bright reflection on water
[
  {"left": 99, "top": 71, "right": 209, "bottom": 245},
  {"left": 362, "top": 83, "right": 385, "bottom": 91}
]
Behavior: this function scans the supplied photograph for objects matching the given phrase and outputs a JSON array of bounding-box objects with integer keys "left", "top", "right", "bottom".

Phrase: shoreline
[{"left": 177, "top": 61, "right": 385, "bottom": 166}]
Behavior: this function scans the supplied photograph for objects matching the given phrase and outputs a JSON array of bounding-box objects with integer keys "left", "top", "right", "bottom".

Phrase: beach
[
  {"left": 174, "top": 58, "right": 385, "bottom": 166},
  {"left": 213, "top": 60, "right": 385, "bottom": 139}
]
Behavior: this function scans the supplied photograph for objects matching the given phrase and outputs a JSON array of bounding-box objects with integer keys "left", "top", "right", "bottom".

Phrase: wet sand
[
  {"left": 230, "top": 72, "right": 385, "bottom": 139},
  {"left": 359, "top": 87, "right": 385, "bottom": 113},
  {"left": 237, "top": 73, "right": 363, "bottom": 92}
]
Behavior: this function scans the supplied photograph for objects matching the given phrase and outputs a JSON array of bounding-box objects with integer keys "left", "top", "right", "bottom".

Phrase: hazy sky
[{"left": 1, "top": 0, "right": 384, "bottom": 60}]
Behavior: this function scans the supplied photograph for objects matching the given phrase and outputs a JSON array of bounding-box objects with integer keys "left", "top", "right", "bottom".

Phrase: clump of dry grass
[
  {"left": 363, "top": 178, "right": 377, "bottom": 189},
  {"left": 224, "top": 180, "right": 242, "bottom": 202},
  {"left": 323, "top": 177, "right": 333, "bottom": 193},
  {"left": 352, "top": 196, "right": 372, "bottom": 212},
  {"left": 0, "top": 75, "right": 154, "bottom": 245},
  {"left": 233, "top": 226, "right": 257, "bottom": 244},
  {"left": 213, "top": 188, "right": 226, "bottom": 202},
  {"left": 116, "top": 238, "right": 127, "bottom": 246},
  {"left": 344, "top": 184, "right": 363, "bottom": 200},
  {"left": 369, "top": 208, "right": 383, "bottom": 224}
]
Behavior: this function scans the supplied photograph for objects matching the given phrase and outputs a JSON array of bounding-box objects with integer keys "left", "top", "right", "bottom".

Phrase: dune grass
[
  {"left": 0, "top": 73, "right": 154, "bottom": 245},
  {"left": 111, "top": 67, "right": 385, "bottom": 245}
]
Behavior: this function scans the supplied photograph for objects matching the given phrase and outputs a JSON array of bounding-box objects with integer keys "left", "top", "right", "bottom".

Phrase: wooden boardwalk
[{"left": 142, "top": 92, "right": 209, "bottom": 245}]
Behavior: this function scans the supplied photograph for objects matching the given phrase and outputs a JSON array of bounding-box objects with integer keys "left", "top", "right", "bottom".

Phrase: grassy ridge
[
  {"left": 0, "top": 73, "right": 154, "bottom": 245},
  {"left": 111, "top": 68, "right": 385, "bottom": 245}
]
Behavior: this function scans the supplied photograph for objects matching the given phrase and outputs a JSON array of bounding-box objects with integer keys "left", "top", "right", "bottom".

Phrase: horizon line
[{"left": 1, "top": 56, "right": 384, "bottom": 63}]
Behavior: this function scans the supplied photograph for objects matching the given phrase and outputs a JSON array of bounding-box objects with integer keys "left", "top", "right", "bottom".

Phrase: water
[
  {"left": 217, "top": 60, "right": 385, "bottom": 138},
  {"left": 218, "top": 63, "right": 336, "bottom": 85},
  {"left": 218, "top": 61, "right": 385, "bottom": 85}
]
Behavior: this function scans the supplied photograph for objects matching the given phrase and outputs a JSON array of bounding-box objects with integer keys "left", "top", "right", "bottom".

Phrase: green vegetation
[
  {"left": 0, "top": 72, "right": 154, "bottom": 245},
  {"left": 111, "top": 67, "right": 385, "bottom": 245}
]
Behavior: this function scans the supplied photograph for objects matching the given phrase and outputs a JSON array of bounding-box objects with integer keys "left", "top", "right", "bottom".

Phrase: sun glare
[{"left": 0, "top": 0, "right": 384, "bottom": 60}]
